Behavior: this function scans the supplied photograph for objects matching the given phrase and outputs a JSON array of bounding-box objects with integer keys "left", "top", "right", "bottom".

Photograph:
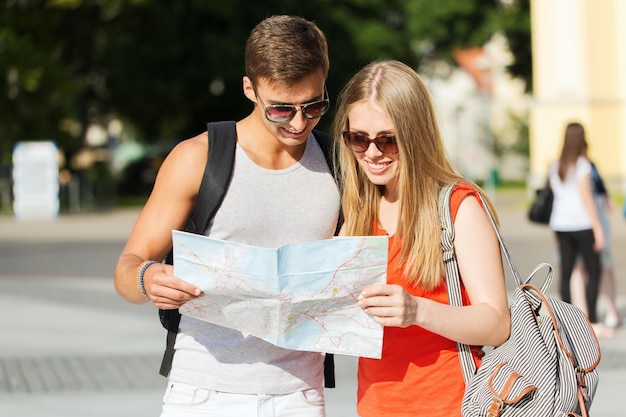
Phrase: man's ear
[{"left": 242, "top": 76, "right": 256, "bottom": 102}]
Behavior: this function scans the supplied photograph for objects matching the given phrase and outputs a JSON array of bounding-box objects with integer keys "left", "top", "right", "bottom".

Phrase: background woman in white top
[{"left": 549, "top": 122, "right": 604, "bottom": 324}]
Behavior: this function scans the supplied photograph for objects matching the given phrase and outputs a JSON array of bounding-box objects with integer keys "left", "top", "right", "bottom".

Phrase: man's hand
[{"left": 144, "top": 263, "right": 204, "bottom": 310}]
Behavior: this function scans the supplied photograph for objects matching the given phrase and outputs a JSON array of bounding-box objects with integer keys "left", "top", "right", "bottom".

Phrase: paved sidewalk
[{"left": 0, "top": 194, "right": 624, "bottom": 416}]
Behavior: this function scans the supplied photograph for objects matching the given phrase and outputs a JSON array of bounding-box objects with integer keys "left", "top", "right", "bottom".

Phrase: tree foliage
[{"left": 0, "top": 0, "right": 531, "bottom": 166}]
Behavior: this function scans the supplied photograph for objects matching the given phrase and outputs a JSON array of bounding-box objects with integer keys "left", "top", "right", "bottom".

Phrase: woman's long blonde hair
[{"left": 332, "top": 60, "right": 495, "bottom": 289}]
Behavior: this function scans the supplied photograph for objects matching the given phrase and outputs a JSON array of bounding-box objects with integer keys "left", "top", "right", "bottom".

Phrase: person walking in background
[
  {"left": 570, "top": 158, "right": 620, "bottom": 335},
  {"left": 333, "top": 60, "right": 510, "bottom": 416},
  {"left": 114, "top": 15, "right": 340, "bottom": 417},
  {"left": 548, "top": 122, "right": 604, "bottom": 330}
]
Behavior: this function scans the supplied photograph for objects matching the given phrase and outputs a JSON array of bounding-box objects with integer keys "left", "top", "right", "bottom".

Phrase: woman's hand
[
  {"left": 592, "top": 225, "right": 605, "bottom": 252},
  {"left": 358, "top": 284, "right": 418, "bottom": 327}
]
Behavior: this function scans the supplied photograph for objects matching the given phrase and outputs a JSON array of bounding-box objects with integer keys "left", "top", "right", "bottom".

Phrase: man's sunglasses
[
  {"left": 255, "top": 86, "right": 330, "bottom": 123},
  {"left": 342, "top": 131, "right": 399, "bottom": 155}
]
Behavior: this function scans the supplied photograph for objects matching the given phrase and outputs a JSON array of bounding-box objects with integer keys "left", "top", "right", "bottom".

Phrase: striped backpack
[{"left": 439, "top": 184, "right": 601, "bottom": 417}]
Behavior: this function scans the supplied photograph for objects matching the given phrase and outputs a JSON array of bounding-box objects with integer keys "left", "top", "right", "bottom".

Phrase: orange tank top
[{"left": 357, "top": 184, "right": 482, "bottom": 417}]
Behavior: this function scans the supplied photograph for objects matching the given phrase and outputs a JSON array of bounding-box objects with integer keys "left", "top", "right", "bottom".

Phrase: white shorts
[{"left": 160, "top": 381, "right": 325, "bottom": 417}]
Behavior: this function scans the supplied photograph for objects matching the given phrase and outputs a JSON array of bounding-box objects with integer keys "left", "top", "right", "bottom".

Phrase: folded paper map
[{"left": 173, "top": 230, "right": 388, "bottom": 358}]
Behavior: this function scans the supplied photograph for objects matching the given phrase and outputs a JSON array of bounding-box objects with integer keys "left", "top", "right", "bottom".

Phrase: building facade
[{"left": 530, "top": 0, "right": 626, "bottom": 193}]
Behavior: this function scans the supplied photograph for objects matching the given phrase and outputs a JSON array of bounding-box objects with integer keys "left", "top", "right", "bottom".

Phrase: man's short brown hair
[{"left": 245, "top": 15, "right": 329, "bottom": 87}]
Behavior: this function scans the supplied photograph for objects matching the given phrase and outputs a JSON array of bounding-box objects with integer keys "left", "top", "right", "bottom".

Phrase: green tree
[
  {"left": 0, "top": 0, "right": 531, "bottom": 166},
  {"left": 403, "top": 0, "right": 531, "bottom": 90},
  {"left": 492, "top": 0, "right": 532, "bottom": 91},
  {"left": 0, "top": 2, "right": 82, "bottom": 162}
]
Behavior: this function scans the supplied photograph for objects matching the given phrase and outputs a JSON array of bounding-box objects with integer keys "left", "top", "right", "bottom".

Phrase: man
[{"left": 114, "top": 15, "right": 340, "bottom": 417}]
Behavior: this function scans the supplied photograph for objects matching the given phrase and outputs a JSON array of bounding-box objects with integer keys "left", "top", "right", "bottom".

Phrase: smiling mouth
[
  {"left": 283, "top": 127, "right": 306, "bottom": 136},
  {"left": 367, "top": 161, "right": 391, "bottom": 170}
]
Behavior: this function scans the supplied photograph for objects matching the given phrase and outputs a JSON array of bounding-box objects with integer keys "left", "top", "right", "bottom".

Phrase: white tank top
[
  {"left": 549, "top": 156, "right": 592, "bottom": 232},
  {"left": 170, "top": 133, "right": 341, "bottom": 393}
]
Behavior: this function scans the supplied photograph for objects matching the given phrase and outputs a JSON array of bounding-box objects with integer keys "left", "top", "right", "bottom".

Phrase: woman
[
  {"left": 549, "top": 122, "right": 604, "bottom": 325},
  {"left": 332, "top": 60, "right": 510, "bottom": 416},
  {"left": 569, "top": 158, "right": 620, "bottom": 335}
]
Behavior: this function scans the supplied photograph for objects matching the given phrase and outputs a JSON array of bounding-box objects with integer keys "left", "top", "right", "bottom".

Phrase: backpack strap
[
  {"left": 439, "top": 183, "right": 548, "bottom": 383},
  {"left": 159, "top": 121, "right": 237, "bottom": 377},
  {"left": 312, "top": 128, "right": 334, "bottom": 168},
  {"left": 312, "top": 129, "right": 343, "bottom": 237},
  {"left": 187, "top": 121, "right": 238, "bottom": 234},
  {"left": 311, "top": 128, "right": 341, "bottom": 387}
]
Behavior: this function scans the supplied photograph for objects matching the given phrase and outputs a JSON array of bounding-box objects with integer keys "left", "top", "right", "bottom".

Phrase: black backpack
[{"left": 158, "top": 121, "right": 340, "bottom": 388}]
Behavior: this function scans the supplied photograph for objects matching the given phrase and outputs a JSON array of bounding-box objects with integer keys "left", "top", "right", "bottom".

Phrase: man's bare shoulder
[
  {"left": 154, "top": 132, "right": 209, "bottom": 190},
  {"left": 177, "top": 131, "right": 208, "bottom": 152},
  {"left": 165, "top": 132, "right": 208, "bottom": 164}
]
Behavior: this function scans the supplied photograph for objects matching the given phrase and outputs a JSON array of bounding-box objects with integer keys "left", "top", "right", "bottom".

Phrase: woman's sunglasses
[
  {"left": 342, "top": 131, "right": 399, "bottom": 155},
  {"left": 255, "top": 86, "right": 330, "bottom": 123}
]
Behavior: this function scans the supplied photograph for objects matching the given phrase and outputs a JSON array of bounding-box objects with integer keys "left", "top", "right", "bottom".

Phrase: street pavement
[{"left": 0, "top": 190, "right": 624, "bottom": 416}]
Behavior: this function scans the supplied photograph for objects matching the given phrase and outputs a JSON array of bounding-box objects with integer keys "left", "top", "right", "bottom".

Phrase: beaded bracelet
[{"left": 137, "top": 260, "right": 158, "bottom": 298}]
